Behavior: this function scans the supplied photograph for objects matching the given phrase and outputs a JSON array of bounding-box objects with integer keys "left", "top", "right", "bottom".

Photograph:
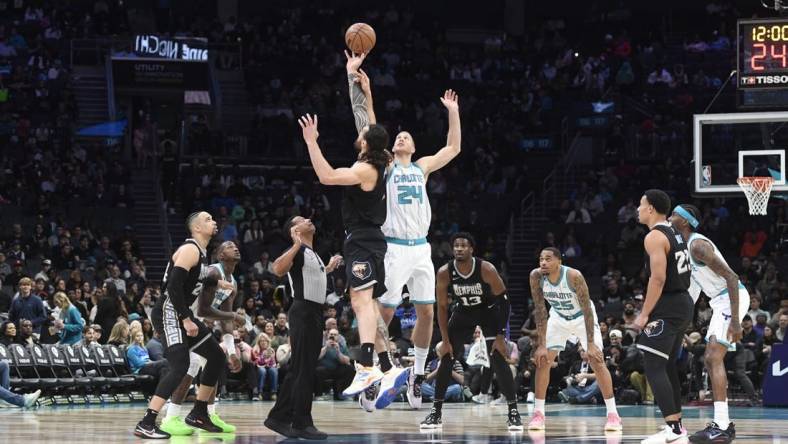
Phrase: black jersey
[
  {"left": 342, "top": 163, "right": 386, "bottom": 232},
  {"left": 158, "top": 238, "right": 208, "bottom": 312},
  {"left": 645, "top": 223, "right": 691, "bottom": 294},
  {"left": 447, "top": 257, "right": 494, "bottom": 310}
]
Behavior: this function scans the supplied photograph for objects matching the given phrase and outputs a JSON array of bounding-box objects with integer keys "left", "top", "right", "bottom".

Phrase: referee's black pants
[{"left": 267, "top": 299, "right": 323, "bottom": 429}]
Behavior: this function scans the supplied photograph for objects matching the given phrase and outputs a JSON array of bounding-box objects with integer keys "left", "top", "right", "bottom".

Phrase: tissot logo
[{"left": 742, "top": 75, "right": 788, "bottom": 85}]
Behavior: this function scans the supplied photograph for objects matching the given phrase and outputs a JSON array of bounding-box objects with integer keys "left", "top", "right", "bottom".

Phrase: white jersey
[
  {"left": 541, "top": 265, "right": 584, "bottom": 320},
  {"left": 190, "top": 263, "right": 237, "bottom": 321},
  {"left": 687, "top": 233, "right": 743, "bottom": 301},
  {"left": 381, "top": 162, "right": 431, "bottom": 240}
]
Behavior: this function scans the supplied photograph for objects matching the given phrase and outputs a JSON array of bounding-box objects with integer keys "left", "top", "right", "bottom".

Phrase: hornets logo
[{"left": 644, "top": 319, "right": 664, "bottom": 338}]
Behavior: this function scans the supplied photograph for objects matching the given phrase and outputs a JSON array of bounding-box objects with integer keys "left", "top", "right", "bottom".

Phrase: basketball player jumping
[
  {"left": 134, "top": 212, "right": 230, "bottom": 439},
  {"left": 346, "top": 51, "right": 462, "bottom": 411},
  {"left": 670, "top": 204, "right": 747, "bottom": 444},
  {"left": 634, "top": 190, "right": 694, "bottom": 444},
  {"left": 419, "top": 232, "right": 523, "bottom": 431},
  {"left": 298, "top": 99, "right": 392, "bottom": 396},
  {"left": 159, "top": 241, "right": 246, "bottom": 436},
  {"left": 527, "top": 247, "right": 623, "bottom": 432}
]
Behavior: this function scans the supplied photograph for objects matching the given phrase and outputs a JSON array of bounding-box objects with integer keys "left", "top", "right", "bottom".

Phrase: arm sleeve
[
  {"left": 493, "top": 294, "right": 511, "bottom": 335},
  {"left": 166, "top": 266, "right": 195, "bottom": 320}
]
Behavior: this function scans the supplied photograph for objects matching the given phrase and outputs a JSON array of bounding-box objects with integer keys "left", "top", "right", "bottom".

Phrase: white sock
[
  {"left": 535, "top": 398, "right": 545, "bottom": 414},
  {"left": 713, "top": 401, "right": 730, "bottom": 428},
  {"left": 414, "top": 346, "right": 429, "bottom": 376},
  {"left": 604, "top": 397, "right": 618, "bottom": 415},
  {"left": 165, "top": 403, "right": 181, "bottom": 420},
  {"left": 208, "top": 403, "right": 216, "bottom": 415}
]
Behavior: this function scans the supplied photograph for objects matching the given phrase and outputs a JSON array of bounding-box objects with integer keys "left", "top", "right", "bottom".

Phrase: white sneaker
[
  {"left": 490, "top": 395, "right": 506, "bottom": 405},
  {"left": 472, "top": 394, "right": 491, "bottom": 404},
  {"left": 342, "top": 364, "right": 384, "bottom": 397},
  {"left": 358, "top": 383, "right": 378, "bottom": 413},
  {"left": 406, "top": 371, "right": 423, "bottom": 410},
  {"left": 526, "top": 392, "right": 535, "bottom": 403},
  {"left": 640, "top": 425, "right": 687, "bottom": 444},
  {"left": 375, "top": 366, "right": 410, "bottom": 410},
  {"left": 22, "top": 390, "right": 41, "bottom": 409}
]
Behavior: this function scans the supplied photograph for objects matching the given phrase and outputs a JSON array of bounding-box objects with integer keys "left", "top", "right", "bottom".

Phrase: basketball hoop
[{"left": 737, "top": 177, "right": 774, "bottom": 215}]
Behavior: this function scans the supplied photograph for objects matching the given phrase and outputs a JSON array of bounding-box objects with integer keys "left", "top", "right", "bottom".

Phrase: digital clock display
[{"left": 739, "top": 18, "right": 788, "bottom": 89}]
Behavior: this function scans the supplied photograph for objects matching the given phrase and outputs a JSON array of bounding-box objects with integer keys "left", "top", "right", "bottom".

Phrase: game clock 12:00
[{"left": 738, "top": 18, "right": 788, "bottom": 89}]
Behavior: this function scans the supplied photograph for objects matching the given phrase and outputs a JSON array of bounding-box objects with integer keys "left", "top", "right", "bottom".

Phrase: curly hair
[{"left": 358, "top": 124, "right": 393, "bottom": 169}]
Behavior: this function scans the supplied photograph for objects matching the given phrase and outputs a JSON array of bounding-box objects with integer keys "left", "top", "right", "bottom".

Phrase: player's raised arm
[
  {"left": 636, "top": 231, "right": 670, "bottom": 330},
  {"left": 570, "top": 269, "right": 602, "bottom": 363},
  {"left": 416, "top": 90, "right": 461, "bottom": 176},
  {"left": 529, "top": 268, "right": 549, "bottom": 367},
  {"left": 299, "top": 114, "right": 371, "bottom": 186},
  {"left": 690, "top": 239, "right": 742, "bottom": 342},
  {"left": 346, "top": 51, "right": 375, "bottom": 132}
]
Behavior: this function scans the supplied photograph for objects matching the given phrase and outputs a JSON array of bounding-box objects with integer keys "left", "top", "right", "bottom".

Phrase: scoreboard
[{"left": 738, "top": 18, "right": 788, "bottom": 89}]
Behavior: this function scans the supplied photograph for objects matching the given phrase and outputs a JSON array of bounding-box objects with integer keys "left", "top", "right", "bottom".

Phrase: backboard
[{"left": 693, "top": 112, "right": 788, "bottom": 196}]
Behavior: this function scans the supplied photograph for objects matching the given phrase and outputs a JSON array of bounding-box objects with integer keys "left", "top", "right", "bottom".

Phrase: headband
[{"left": 674, "top": 205, "right": 699, "bottom": 229}]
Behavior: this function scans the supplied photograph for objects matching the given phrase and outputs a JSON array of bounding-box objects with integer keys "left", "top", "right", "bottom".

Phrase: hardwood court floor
[{"left": 1, "top": 400, "right": 787, "bottom": 443}]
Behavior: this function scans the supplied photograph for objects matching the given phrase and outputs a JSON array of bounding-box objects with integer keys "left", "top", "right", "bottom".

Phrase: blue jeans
[
  {"left": 561, "top": 381, "right": 601, "bottom": 404},
  {"left": 421, "top": 382, "right": 463, "bottom": 402},
  {"left": 257, "top": 366, "right": 279, "bottom": 393},
  {"left": 0, "top": 361, "right": 23, "bottom": 407}
]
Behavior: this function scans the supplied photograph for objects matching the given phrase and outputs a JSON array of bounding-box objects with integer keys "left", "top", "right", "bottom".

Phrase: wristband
[{"left": 222, "top": 334, "right": 237, "bottom": 356}]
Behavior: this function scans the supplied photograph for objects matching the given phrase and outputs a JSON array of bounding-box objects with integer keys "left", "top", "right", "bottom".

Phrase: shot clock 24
[{"left": 739, "top": 18, "right": 788, "bottom": 89}]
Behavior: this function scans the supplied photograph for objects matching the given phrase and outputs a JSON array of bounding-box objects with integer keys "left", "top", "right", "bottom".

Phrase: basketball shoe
[
  {"left": 342, "top": 364, "right": 384, "bottom": 397},
  {"left": 375, "top": 366, "right": 410, "bottom": 409}
]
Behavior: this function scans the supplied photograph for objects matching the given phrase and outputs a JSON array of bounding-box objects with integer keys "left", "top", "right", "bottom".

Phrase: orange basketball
[{"left": 345, "top": 23, "right": 376, "bottom": 55}]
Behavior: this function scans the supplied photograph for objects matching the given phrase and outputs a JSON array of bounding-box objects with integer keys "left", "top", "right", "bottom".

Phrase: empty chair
[{"left": 6, "top": 343, "right": 40, "bottom": 390}]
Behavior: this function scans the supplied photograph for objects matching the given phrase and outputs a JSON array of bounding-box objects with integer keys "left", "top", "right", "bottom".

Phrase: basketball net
[{"left": 737, "top": 177, "right": 774, "bottom": 215}]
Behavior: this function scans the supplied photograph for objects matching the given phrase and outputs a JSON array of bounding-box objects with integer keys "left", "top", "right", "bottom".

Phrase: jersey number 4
[
  {"left": 397, "top": 185, "right": 424, "bottom": 204},
  {"left": 675, "top": 251, "right": 691, "bottom": 274}
]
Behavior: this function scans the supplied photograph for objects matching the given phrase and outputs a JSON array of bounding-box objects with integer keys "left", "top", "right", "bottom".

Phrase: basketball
[{"left": 345, "top": 22, "right": 376, "bottom": 54}]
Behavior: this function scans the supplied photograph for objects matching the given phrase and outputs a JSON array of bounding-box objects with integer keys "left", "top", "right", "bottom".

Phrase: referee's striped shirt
[{"left": 287, "top": 246, "right": 327, "bottom": 305}]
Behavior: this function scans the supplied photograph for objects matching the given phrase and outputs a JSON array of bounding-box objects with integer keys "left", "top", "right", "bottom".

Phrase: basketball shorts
[
  {"left": 636, "top": 291, "right": 694, "bottom": 360},
  {"left": 343, "top": 228, "right": 387, "bottom": 299},
  {"left": 187, "top": 351, "right": 207, "bottom": 378},
  {"left": 152, "top": 297, "right": 213, "bottom": 351},
  {"left": 545, "top": 309, "right": 603, "bottom": 352},
  {"left": 379, "top": 241, "right": 435, "bottom": 308},
  {"left": 707, "top": 287, "right": 750, "bottom": 351},
  {"left": 447, "top": 308, "right": 498, "bottom": 355}
]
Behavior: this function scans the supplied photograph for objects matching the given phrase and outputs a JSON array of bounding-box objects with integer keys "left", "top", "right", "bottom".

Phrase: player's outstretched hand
[
  {"left": 298, "top": 114, "right": 319, "bottom": 144},
  {"left": 439, "top": 89, "right": 459, "bottom": 112},
  {"left": 354, "top": 68, "right": 371, "bottom": 96},
  {"left": 345, "top": 50, "right": 366, "bottom": 74}
]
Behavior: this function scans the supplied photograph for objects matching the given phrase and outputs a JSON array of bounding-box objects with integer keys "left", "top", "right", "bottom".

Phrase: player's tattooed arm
[
  {"left": 690, "top": 239, "right": 742, "bottom": 341},
  {"left": 219, "top": 287, "right": 238, "bottom": 334},
  {"left": 346, "top": 51, "right": 375, "bottom": 132},
  {"left": 529, "top": 269, "right": 548, "bottom": 348},
  {"left": 571, "top": 269, "right": 596, "bottom": 347}
]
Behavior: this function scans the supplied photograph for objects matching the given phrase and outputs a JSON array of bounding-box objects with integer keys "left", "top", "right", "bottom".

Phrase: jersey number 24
[{"left": 397, "top": 185, "right": 424, "bottom": 204}]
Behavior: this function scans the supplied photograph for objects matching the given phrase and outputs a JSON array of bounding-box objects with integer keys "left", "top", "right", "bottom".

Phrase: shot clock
[{"left": 739, "top": 18, "right": 788, "bottom": 89}]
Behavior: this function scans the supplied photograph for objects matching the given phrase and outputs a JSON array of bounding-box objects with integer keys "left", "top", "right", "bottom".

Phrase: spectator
[
  {"left": 8, "top": 278, "right": 47, "bottom": 335},
  {"left": 126, "top": 329, "right": 169, "bottom": 381},
  {"left": 617, "top": 199, "right": 638, "bottom": 223},
  {"left": 94, "top": 281, "right": 125, "bottom": 343},
  {"left": 753, "top": 313, "right": 769, "bottom": 337},
  {"left": 52, "top": 292, "right": 84, "bottom": 345},
  {"left": 326, "top": 277, "right": 346, "bottom": 306},
  {"left": 274, "top": 313, "right": 289, "bottom": 338},
  {"left": 777, "top": 314, "right": 788, "bottom": 342},
  {"left": 252, "top": 333, "right": 279, "bottom": 400},
  {"left": 0, "top": 321, "right": 16, "bottom": 346},
  {"left": 0, "top": 279, "right": 11, "bottom": 313},
  {"left": 740, "top": 230, "right": 767, "bottom": 258},
  {"left": 81, "top": 325, "right": 97, "bottom": 347},
  {"left": 422, "top": 341, "right": 465, "bottom": 402},
  {"left": 34, "top": 259, "right": 52, "bottom": 282},
  {"left": 107, "top": 320, "right": 130, "bottom": 346},
  {"left": 748, "top": 296, "right": 771, "bottom": 324},
  {"left": 560, "top": 235, "right": 582, "bottom": 258},
  {"left": 15, "top": 319, "right": 39, "bottom": 346},
  {"left": 323, "top": 318, "right": 347, "bottom": 348},
  {"left": 146, "top": 331, "right": 165, "bottom": 361},
  {"left": 91, "top": 325, "right": 104, "bottom": 344},
  {"left": 0, "top": 253, "right": 10, "bottom": 280},
  {"left": 558, "top": 347, "right": 602, "bottom": 404},
  {"left": 566, "top": 201, "right": 591, "bottom": 224},
  {"left": 253, "top": 252, "right": 275, "bottom": 278},
  {"left": 314, "top": 328, "right": 354, "bottom": 399}
]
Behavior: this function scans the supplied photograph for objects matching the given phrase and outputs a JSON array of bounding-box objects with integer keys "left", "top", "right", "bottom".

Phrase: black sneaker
[
  {"left": 419, "top": 408, "right": 443, "bottom": 430},
  {"left": 134, "top": 421, "right": 171, "bottom": 439},
  {"left": 507, "top": 408, "right": 524, "bottom": 431},
  {"left": 689, "top": 422, "right": 735, "bottom": 444},
  {"left": 292, "top": 425, "right": 328, "bottom": 440},
  {"left": 185, "top": 411, "right": 222, "bottom": 433},
  {"left": 264, "top": 417, "right": 297, "bottom": 438}
]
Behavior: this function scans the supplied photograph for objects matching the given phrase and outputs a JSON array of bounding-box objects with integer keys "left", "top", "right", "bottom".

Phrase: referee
[{"left": 264, "top": 216, "right": 342, "bottom": 441}]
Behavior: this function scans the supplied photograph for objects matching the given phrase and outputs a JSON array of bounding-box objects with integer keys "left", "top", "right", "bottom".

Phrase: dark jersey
[
  {"left": 447, "top": 257, "right": 494, "bottom": 310},
  {"left": 342, "top": 163, "right": 387, "bottom": 231},
  {"left": 158, "top": 238, "right": 208, "bottom": 312},
  {"left": 645, "top": 223, "right": 691, "bottom": 294}
]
